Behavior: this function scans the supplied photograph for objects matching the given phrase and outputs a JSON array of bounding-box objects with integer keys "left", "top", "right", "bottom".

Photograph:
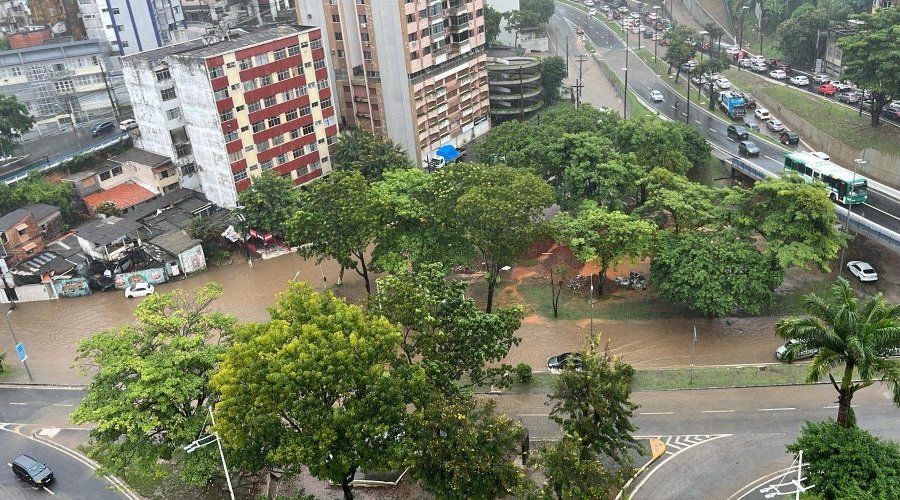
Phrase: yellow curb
[{"left": 649, "top": 437, "right": 667, "bottom": 460}]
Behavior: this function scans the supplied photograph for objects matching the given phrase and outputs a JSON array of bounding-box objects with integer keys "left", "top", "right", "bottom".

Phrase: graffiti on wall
[
  {"left": 179, "top": 245, "right": 206, "bottom": 275},
  {"left": 53, "top": 277, "right": 92, "bottom": 297},
  {"left": 115, "top": 268, "right": 167, "bottom": 290}
]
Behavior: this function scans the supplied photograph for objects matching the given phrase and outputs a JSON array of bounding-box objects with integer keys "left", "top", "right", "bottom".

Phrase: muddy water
[{"left": 3, "top": 254, "right": 357, "bottom": 384}]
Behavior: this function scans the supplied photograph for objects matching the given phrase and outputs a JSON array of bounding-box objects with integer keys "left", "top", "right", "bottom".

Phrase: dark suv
[
  {"left": 11, "top": 455, "right": 54, "bottom": 487},
  {"left": 727, "top": 125, "right": 749, "bottom": 140},
  {"left": 90, "top": 121, "right": 115, "bottom": 137},
  {"left": 779, "top": 130, "right": 800, "bottom": 145}
]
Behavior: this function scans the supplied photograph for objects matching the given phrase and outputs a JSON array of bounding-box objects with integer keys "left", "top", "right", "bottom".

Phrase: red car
[{"left": 816, "top": 83, "right": 836, "bottom": 96}]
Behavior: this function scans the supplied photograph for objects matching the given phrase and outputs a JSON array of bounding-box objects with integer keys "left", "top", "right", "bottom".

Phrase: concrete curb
[
  {"left": 0, "top": 382, "right": 87, "bottom": 390},
  {"left": 614, "top": 437, "right": 667, "bottom": 500}
]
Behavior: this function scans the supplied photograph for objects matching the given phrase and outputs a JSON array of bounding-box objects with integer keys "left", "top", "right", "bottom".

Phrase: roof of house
[
  {"left": 124, "top": 24, "right": 315, "bottom": 62},
  {"left": 75, "top": 217, "right": 143, "bottom": 245},
  {"left": 83, "top": 182, "right": 157, "bottom": 212},
  {"left": 0, "top": 203, "right": 59, "bottom": 231},
  {"left": 123, "top": 187, "right": 210, "bottom": 222},
  {"left": 112, "top": 148, "right": 170, "bottom": 167},
  {"left": 149, "top": 230, "right": 201, "bottom": 256}
]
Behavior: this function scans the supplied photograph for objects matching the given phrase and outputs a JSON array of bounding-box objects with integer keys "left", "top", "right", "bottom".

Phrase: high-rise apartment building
[
  {"left": 122, "top": 25, "right": 339, "bottom": 208},
  {"left": 79, "top": 0, "right": 191, "bottom": 57},
  {"left": 296, "top": 0, "right": 491, "bottom": 166}
]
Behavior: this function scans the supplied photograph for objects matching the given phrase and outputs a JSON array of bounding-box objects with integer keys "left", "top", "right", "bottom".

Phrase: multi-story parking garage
[{"left": 487, "top": 56, "right": 543, "bottom": 123}]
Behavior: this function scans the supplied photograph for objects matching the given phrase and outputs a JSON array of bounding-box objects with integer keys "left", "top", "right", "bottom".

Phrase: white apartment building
[
  {"left": 296, "top": 0, "right": 491, "bottom": 167},
  {"left": 78, "top": 0, "right": 190, "bottom": 57}
]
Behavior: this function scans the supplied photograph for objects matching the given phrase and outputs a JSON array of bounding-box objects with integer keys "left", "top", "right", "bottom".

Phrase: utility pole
[
  {"left": 574, "top": 55, "right": 587, "bottom": 109},
  {"left": 685, "top": 68, "right": 692, "bottom": 124},
  {"left": 98, "top": 58, "right": 120, "bottom": 120},
  {"left": 838, "top": 159, "right": 866, "bottom": 274},
  {"left": 184, "top": 407, "right": 235, "bottom": 500},
  {"left": 690, "top": 325, "right": 697, "bottom": 386},
  {"left": 5, "top": 308, "right": 33, "bottom": 381},
  {"left": 519, "top": 65, "right": 525, "bottom": 121},
  {"left": 565, "top": 35, "right": 570, "bottom": 74}
]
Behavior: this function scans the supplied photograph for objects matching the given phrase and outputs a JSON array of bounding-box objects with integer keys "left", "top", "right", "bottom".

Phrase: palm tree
[{"left": 775, "top": 278, "right": 900, "bottom": 427}]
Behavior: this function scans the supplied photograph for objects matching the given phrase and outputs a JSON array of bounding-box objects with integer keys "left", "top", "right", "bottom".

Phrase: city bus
[{"left": 784, "top": 152, "right": 868, "bottom": 205}]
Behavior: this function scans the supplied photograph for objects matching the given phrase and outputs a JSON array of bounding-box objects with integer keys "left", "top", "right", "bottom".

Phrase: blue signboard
[{"left": 15, "top": 342, "right": 27, "bottom": 362}]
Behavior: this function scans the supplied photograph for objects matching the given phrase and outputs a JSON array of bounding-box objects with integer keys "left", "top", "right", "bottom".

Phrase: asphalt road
[
  {"left": 555, "top": 3, "right": 900, "bottom": 237},
  {"left": 0, "top": 386, "right": 128, "bottom": 499},
  {"left": 490, "top": 383, "right": 900, "bottom": 499}
]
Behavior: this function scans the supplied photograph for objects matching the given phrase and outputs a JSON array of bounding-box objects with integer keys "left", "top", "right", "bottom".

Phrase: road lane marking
[
  {"left": 758, "top": 407, "right": 796, "bottom": 411},
  {"left": 518, "top": 413, "right": 550, "bottom": 417},
  {"left": 51, "top": 403, "right": 74, "bottom": 407},
  {"left": 629, "top": 434, "right": 732, "bottom": 498},
  {"left": 709, "top": 128, "right": 717, "bottom": 133},
  {"left": 639, "top": 411, "right": 674, "bottom": 415},
  {"left": 8, "top": 402, "right": 26, "bottom": 405},
  {"left": 700, "top": 409, "right": 735, "bottom": 413},
  {"left": 695, "top": 120, "right": 702, "bottom": 124},
  {"left": 822, "top": 404, "right": 859, "bottom": 409},
  {"left": 43, "top": 486, "right": 55, "bottom": 496}
]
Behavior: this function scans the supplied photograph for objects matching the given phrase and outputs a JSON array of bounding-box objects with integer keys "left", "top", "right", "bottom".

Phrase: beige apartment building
[{"left": 296, "top": 0, "right": 491, "bottom": 167}]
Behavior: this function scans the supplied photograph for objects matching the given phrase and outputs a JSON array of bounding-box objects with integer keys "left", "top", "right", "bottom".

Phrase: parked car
[
  {"left": 816, "top": 83, "right": 836, "bottom": 96},
  {"left": 738, "top": 140, "right": 760, "bottom": 157},
  {"left": 837, "top": 91, "right": 861, "bottom": 104},
  {"left": 754, "top": 107, "right": 771, "bottom": 120},
  {"left": 10, "top": 455, "right": 54, "bottom": 487},
  {"left": 119, "top": 119, "right": 138, "bottom": 131},
  {"left": 714, "top": 77, "right": 731, "bottom": 90},
  {"left": 779, "top": 130, "right": 800, "bottom": 145},
  {"left": 90, "top": 121, "right": 115, "bottom": 137},
  {"left": 727, "top": 124, "right": 749, "bottom": 140},
  {"left": 766, "top": 118, "right": 785, "bottom": 132},
  {"left": 847, "top": 261, "right": 878, "bottom": 282},
  {"left": 776, "top": 339, "right": 819, "bottom": 362},
  {"left": 649, "top": 90, "right": 664, "bottom": 102},
  {"left": 768, "top": 69, "right": 787, "bottom": 80},
  {"left": 750, "top": 62, "right": 769, "bottom": 72},
  {"left": 125, "top": 282, "right": 155, "bottom": 298},
  {"left": 789, "top": 75, "right": 809, "bottom": 87},
  {"left": 812, "top": 73, "right": 830, "bottom": 85},
  {"left": 547, "top": 353, "right": 584, "bottom": 374}
]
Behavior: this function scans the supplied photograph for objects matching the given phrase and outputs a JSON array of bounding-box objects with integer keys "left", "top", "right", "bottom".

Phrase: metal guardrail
[{"left": 2, "top": 132, "right": 129, "bottom": 185}]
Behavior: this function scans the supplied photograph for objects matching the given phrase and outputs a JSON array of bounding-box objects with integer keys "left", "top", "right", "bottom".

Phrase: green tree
[
  {"left": 616, "top": 116, "right": 692, "bottom": 177},
  {"left": 838, "top": 6, "right": 900, "bottom": 126},
  {"left": 638, "top": 168, "right": 725, "bottom": 233},
  {"left": 555, "top": 133, "right": 641, "bottom": 209},
  {"left": 433, "top": 163, "right": 554, "bottom": 312},
  {"left": 474, "top": 119, "right": 539, "bottom": 168},
  {"left": 410, "top": 394, "right": 533, "bottom": 499},
  {"left": 539, "top": 103, "right": 618, "bottom": 136},
  {"left": 727, "top": 175, "right": 845, "bottom": 270},
  {"left": 3, "top": 174, "right": 76, "bottom": 223},
  {"left": 485, "top": 5, "right": 503, "bottom": 45},
  {"left": 540, "top": 344, "right": 641, "bottom": 497},
  {"left": 332, "top": 128, "right": 413, "bottom": 181},
  {"left": 762, "top": 0, "right": 788, "bottom": 34},
  {"left": 0, "top": 94, "right": 34, "bottom": 155},
  {"left": 237, "top": 172, "right": 298, "bottom": 236},
  {"left": 651, "top": 230, "right": 783, "bottom": 316},
  {"left": 786, "top": 421, "right": 900, "bottom": 500},
  {"left": 521, "top": 0, "right": 555, "bottom": 25},
  {"left": 372, "top": 263, "right": 524, "bottom": 393},
  {"left": 71, "top": 284, "right": 236, "bottom": 485},
  {"left": 775, "top": 278, "right": 900, "bottom": 427},
  {"left": 695, "top": 55, "right": 733, "bottom": 110},
  {"left": 540, "top": 56, "right": 566, "bottom": 103},
  {"left": 776, "top": 5, "right": 829, "bottom": 67},
  {"left": 211, "top": 283, "right": 424, "bottom": 500},
  {"left": 287, "top": 171, "right": 383, "bottom": 294},
  {"left": 673, "top": 121, "right": 712, "bottom": 169},
  {"left": 663, "top": 25, "right": 698, "bottom": 83},
  {"left": 553, "top": 204, "right": 656, "bottom": 296}
]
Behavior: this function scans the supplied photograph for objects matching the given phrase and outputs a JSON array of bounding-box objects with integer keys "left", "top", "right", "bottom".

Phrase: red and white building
[{"left": 122, "top": 25, "right": 339, "bottom": 208}]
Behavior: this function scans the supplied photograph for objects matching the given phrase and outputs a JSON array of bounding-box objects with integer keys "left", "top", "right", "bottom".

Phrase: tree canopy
[
  {"left": 838, "top": 6, "right": 900, "bottom": 126},
  {"left": 0, "top": 94, "right": 34, "bottom": 155},
  {"left": 236, "top": 171, "right": 298, "bottom": 235},
  {"left": 332, "top": 128, "right": 413, "bottom": 181},
  {"left": 663, "top": 25, "right": 698, "bottom": 83},
  {"left": 541, "top": 56, "right": 567, "bottom": 103}
]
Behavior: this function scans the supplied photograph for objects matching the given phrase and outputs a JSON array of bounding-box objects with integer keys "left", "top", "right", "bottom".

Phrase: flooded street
[{"left": 4, "top": 252, "right": 786, "bottom": 385}]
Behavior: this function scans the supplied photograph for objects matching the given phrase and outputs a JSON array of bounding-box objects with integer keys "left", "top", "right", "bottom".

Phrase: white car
[
  {"left": 588, "top": 8, "right": 597, "bottom": 15},
  {"left": 766, "top": 118, "right": 784, "bottom": 132},
  {"left": 775, "top": 339, "right": 819, "bottom": 362},
  {"left": 789, "top": 75, "right": 809, "bottom": 86},
  {"left": 714, "top": 78, "right": 731, "bottom": 90},
  {"left": 650, "top": 90, "right": 664, "bottom": 102},
  {"left": 847, "top": 261, "right": 878, "bottom": 282},
  {"left": 751, "top": 62, "right": 769, "bottom": 72},
  {"left": 812, "top": 73, "right": 830, "bottom": 85},
  {"left": 124, "top": 282, "right": 155, "bottom": 298},
  {"left": 119, "top": 119, "right": 139, "bottom": 131},
  {"left": 769, "top": 69, "right": 788, "bottom": 80},
  {"left": 738, "top": 58, "right": 753, "bottom": 68},
  {"left": 754, "top": 108, "right": 771, "bottom": 120}
]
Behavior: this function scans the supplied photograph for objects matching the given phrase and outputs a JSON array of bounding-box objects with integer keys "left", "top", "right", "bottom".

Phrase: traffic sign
[{"left": 15, "top": 342, "right": 26, "bottom": 362}]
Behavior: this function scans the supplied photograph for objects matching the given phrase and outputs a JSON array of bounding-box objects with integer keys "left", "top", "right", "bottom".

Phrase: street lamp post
[
  {"left": 697, "top": 30, "right": 709, "bottom": 64},
  {"left": 738, "top": 6, "right": 749, "bottom": 70},
  {"left": 636, "top": 1, "right": 644, "bottom": 52},
  {"left": 184, "top": 407, "right": 236, "bottom": 500},
  {"left": 838, "top": 158, "right": 866, "bottom": 274},
  {"left": 622, "top": 66, "right": 629, "bottom": 119},
  {"left": 4, "top": 308, "right": 33, "bottom": 381},
  {"left": 653, "top": 6, "right": 661, "bottom": 62},
  {"left": 685, "top": 68, "right": 692, "bottom": 124}
]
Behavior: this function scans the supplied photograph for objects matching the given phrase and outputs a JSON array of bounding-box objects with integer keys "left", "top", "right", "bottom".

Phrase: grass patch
[
  {"left": 724, "top": 69, "right": 900, "bottom": 157},
  {"left": 596, "top": 58, "right": 655, "bottom": 119}
]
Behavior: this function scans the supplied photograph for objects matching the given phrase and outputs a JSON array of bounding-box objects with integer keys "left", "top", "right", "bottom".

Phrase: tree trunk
[
  {"left": 353, "top": 252, "right": 371, "bottom": 294},
  {"left": 871, "top": 92, "right": 884, "bottom": 127},
  {"left": 708, "top": 83, "right": 717, "bottom": 110},
  {"left": 485, "top": 263, "right": 500, "bottom": 313},
  {"left": 674, "top": 68, "right": 681, "bottom": 83},
  {"left": 597, "top": 265, "right": 608, "bottom": 296},
  {"left": 340, "top": 465, "right": 358, "bottom": 500},
  {"left": 835, "top": 362, "right": 855, "bottom": 427}
]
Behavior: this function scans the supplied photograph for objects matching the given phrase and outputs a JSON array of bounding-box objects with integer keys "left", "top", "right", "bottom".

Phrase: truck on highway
[{"left": 718, "top": 91, "right": 747, "bottom": 119}]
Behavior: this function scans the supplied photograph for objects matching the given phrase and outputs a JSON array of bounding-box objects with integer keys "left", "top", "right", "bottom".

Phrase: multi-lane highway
[{"left": 555, "top": 3, "right": 900, "bottom": 239}]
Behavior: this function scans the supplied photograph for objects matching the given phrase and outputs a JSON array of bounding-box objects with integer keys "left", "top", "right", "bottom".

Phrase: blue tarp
[{"left": 435, "top": 145, "right": 462, "bottom": 162}]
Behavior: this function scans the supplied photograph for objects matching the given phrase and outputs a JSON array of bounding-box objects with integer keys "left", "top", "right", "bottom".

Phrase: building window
[
  {"left": 360, "top": 32, "right": 370, "bottom": 42},
  {"left": 99, "top": 171, "right": 112, "bottom": 181},
  {"left": 155, "top": 68, "right": 171, "bottom": 81},
  {"left": 181, "top": 163, "right": 196, "bottom": 175},
  {"left": 305, "top": 143, "right": 316, "bottom": 154},
  {"left": 286, "top": 108, "right": 298, "bottom": 121},
  {"left": 256, "top": 140, "right": 270, "bottom": 152},
  {"left": 244, "top": 79, "right": 258, "bottom": 91},
  {"left": 220, "top": 109, "right": 234, "bottom": 122},
  {"left": 260, "top": 159, "right": 273, "bottom": 171},
  {"left": 335, "top": 32, "right": 343, "bottom": 41},
  {"left": 290, "top": 128, "right": 301, "bottom": 139},
  {"left": 311, "top": 38, "right": 323, "bottom": 49},
  {"left": 276, "top": 153, "right": 288, "bottom": 165},
  {"left": 267, "top": 116, "right": 281, "bottom": 127},
  {"left": 317, "top": 79, "right": 328, "bottom": 90},
  {"left": 254, "top": 53, "right": 269, "bottom": 66},
  {"left": 166, "top": 107, "right": 182, "bottom": 120},
  {"left": 363, "top": 51, "right": 372, "bottom": 61},
  {"left": 224, "top": 130, "right": 238, "bottom": 142},
  {"left": 234, "top": 170, "right": 248, "bottom": 182},
  {"left": 174, "top": 143, "right": 192, "bottom": 158},
  {"left": 321, "top": 98, "right": 332, "bottom": 109},
  {"left": 409, "top": 32, "right": 417, "bottom": 42},
  {"left": 287, "top": 44, "right": 301, "bottom": 56},
  {"left": 299, "top": 105, "right": 311, "bottom": 116},
  {"left": 274, "top": 48, "right": 287, "bottom": 60},
  {"left": 160, "top": 87, "right": 177, "bottom": 100},
  {"left": 214, "top": 88, "right": 229, "bottom": 100},
  {"left": 314, "top": 59, "right": 326, "bottom": 69},
  {"left": 272, "top": 134, "right": 285, "bottom": 145},
  {"left": 264, "top": 95, "right": 277, "bottom": 107},
  {"left": 358, "top": 14, "right": 367, "bottom": 24},
  {"left": 324, "top": 115, "right": 336, "bottom": 127},
  {"left": 228, "top": 149, "right": 244, "bottom": 162},
  {"left": 331, "top": 14, "right": 340, "bottom": 22},
  {"left": 292, "top": 148, "right": 303, "bottom": 159},
  {"left": 112, "top": 7, "right": 120, "bottom": 14},
  {"left": 336, "top": 49, "right": 345, "bottom": 58},
  {"left": 252, "top": 121, "right": 266, "bottom": 132},
  {"left": 302, "top": 124, "right": 315, "bottom": 135},
  {"left": 282, "top": 89, "right": 295, "bottom": 101},
  {"left": 406, "top": 14, "right": 414, "bottom": 22},
  {"left": 55, "top": 80, "right": 74, "bottom": 93},
  {"left": 260, "top": 75, "right": 273, "bottom": 86},
  {"left": 209, "top": 66, "right": 224, "bottom": 78},
  {"left": 297, "top": 86, "right": 308, "bottom": 96},
  {"left": 278, "top": 69, "right": 291, "bottom": 81},
  {"left": 239, "top": 58, "right": 253, "bottom": 70},
  {"left": 248, "top": 100, "right": 262, "bottom": 112}
]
